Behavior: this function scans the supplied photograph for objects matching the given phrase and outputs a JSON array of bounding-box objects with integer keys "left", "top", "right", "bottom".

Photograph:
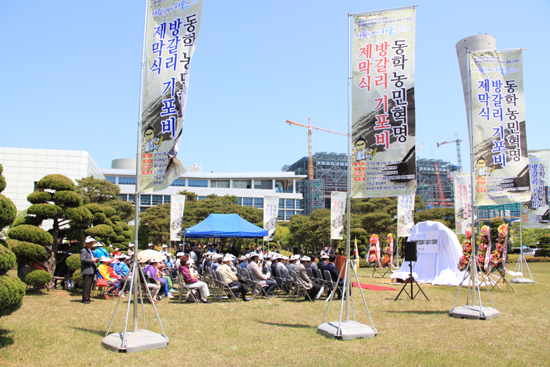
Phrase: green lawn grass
[{"left": 1, "top": 263, "right": 549, "bottom": 367}]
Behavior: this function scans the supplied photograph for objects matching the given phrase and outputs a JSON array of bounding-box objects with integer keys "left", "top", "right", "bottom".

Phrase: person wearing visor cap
[
  {"left": 248, "top": 252, "right": 276, "bottom": 297},
  {"left": 127, "top": 243, "right": 135, "bottom": 257},
  {"left": 92, "top": 241, "right": 109, "bottom": 260},
  {"left": 180, "top": 259, "right": 211, "bottom": 303},
  {"left": 318, "top": 254, "right": 330, "bottom": 273},
  {"left": 296, "top": 256, "right": 322, "bottom": 301},
  {"left": 219, "top": 255, "right": 249, "bottom": 301},
  {"left": 80, "top": 236, "right": 99, "bottom": 304}
]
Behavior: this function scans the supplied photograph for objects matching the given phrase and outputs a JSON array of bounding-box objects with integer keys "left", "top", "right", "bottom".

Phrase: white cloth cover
[{"left": 391, "top": 221, "right": 465, "bottom": 286}]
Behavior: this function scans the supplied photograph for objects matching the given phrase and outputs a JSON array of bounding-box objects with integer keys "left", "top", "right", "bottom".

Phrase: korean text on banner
[
  {"left": 263, "top": 196, "right": 279, "bottom": 241},
  {"left": 351, "top": 8, "right": 417, "bottom": 198},
  {"left": 140, "top": 0, "right": 203, "bottom": 193},
  {"left": 453, "top": 173, "right": 475, "bottom": 235},
  {"left": 397, "top": 195, "right": 414, "bottom": 237},
  {"left": 469, "top": 50, "right": 530, "bottom": 206},
  {"left": 170, "top": 194, "right": 186, "bottom": 241},
  {"left": 522, "top": 150, "right": 550, "bottom": 229},
  {"left": 330, "top": 191, "right": 347, "bottom": 240}
]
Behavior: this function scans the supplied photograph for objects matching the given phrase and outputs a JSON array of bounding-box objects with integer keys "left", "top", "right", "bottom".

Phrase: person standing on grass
[{"left": 80, "top": 236, "right": 98, "bottom": 304}]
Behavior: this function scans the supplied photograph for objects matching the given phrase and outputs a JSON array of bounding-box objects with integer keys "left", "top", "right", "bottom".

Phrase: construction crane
[
  {"left": 286, "top": 118, "right": 347, "bottom": 180},
  {"left": 437, "top": 133, "right": 464, "bottom": 172}
]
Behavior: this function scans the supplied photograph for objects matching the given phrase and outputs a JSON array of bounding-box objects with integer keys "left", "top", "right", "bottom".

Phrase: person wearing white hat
[
  {"left": 218, "top": 255, "right": 249, "bottom": 301},
  {"left": 275, "top": 254, "right": 289, "bottom": 280},
  {"left": 160, "top": 244, "right": 168, "bottom": 256},
  {"left": 148, "top": 243, "right": 154, "bottom": 249},
  {"left": 127, "top": 243, "right": 135, "bottom": 257},
  {"left": 211, "top": 253, "right": 223, "bottom": 272},
  {"left": 80, "top": 236, "right": 99, "bottom": 303},
  {"left": 287, "top": 254, "right": 299, "bottom": 273},
  {"left": 181, "top": 259, "right": 211, "bottom": 303},
  {"left": 93, "top": 241, "right": 109, "bottom": 260},
  {"left": 296, "top": 256, "right": 322, "bottom": 301},
  {"left": 98, "top": 256, "right": 121, "bottom": 299},
  {"left": 318, "top": 254, "right": 330, "bottom": 273},
  {"left": 248, "top": 252, "right": 277, "bottom": 297},
  {"left": 306, "top": 255, "right": 319, "bottom": 273},
  {"left": 144, "top": 258, "right": 171, "bottom": 300},
  {"left": 238, "top": 255, "right": 249, "bottom": 269}
]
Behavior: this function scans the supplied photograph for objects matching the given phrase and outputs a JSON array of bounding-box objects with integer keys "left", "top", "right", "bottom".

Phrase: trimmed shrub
[
  {"left": 23, "top": 269, "right": 52, "bottom": 288},
  {"left": 65, "top": 253, "right": 81, "bottom": 273},
  {"left": 36, "top": 174, "right": 75, "bottom": 191},
  {"left": 117, "top": 222, "right": 129, "bottom": 231},
  {"left": 358, "top": 245, "right": 366, "bottom": 252},
  {"left": 360, "top": 251, "right": 367, "bottom": 258},
  {"left": 0, "top": 275, "right": 26, "bottom": 317},
  {"left": 115, "top": 235, "right": 126, "bottom": 243},
  {"left": 0, "top": 175, "right": 5, "bottom": 193},
  {"left": 113, "top": 225, "right": 123, "bottom": 235},
  {"left": 64, "top": 206, "right": 93, "bottom": 225},
  {"left": 86, "top": 224, "right": 116, "bottom": 239},
  {"left": 27, "top": 203, "right": 63, "bottom": 218},
  {"left": 0, "top": 246, "right": 17, "bottom": 274},
  {"left": 103, "top": 207, "right": 116, "bottom": 217},
  {"left": 85, "top": 203, "right": 104, "bottom": 214},
  {"left": 8, "top": 225, "right": 53, "bottom": 247},
  {"left": 109, "top": 215, "right": 121, "bottom": 222},
  {"left": 122, "top": 230, "right": 132, "bottom": 239},
  {"left": 10, "top": 241, "right": 46, "bottom": 260},
  {"left": 0, "top": 239, "right": 8, "bottom": 249},
  {"left": 53, "top": 190, "right": 83, "bottom": 207},
  {"left": 0, "top": 194, "right": 17, "bottom": 229},
  {"left": 94, "top": 212, "right": 107, "bottom": 222},
  {"left": 27, "top": 191, "right": 52, "bottom": 204},
  {"left": 72, "top": 268, "right": 82, "bottom": 285},
  {"left": 11, "top": 215, "right": 42, "bottom": 227}
]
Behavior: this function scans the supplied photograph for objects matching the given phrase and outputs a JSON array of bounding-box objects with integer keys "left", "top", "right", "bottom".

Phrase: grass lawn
[{"left": 1, "top": 263, "right": 549, "bottom": 367}]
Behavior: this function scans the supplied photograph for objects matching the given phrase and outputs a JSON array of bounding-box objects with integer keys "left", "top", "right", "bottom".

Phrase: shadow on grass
[
  {"left": 70, "top": 327, "right": 106, "bottom": 337},
  {"left": 0, "top": 329, "right": 14, "bottom": 350},
  {"left": 385, "top": 310, "right": 449, "bottom": 315},
  {"left": 257, "top": 321, "right": 315, "bottom": 329},
  {"left": 23, "top": 289, "right": 49, "bottom": 296}
]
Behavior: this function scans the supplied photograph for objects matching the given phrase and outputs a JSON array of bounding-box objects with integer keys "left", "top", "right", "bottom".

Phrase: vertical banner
[
  {"left": 522, "top": 149, "right": 550, "bottom": 229},
  {"left": 140, "top": 0, "right": 203, "bottom": 192},
  {"left": 351, "top": 7, "right": 417, "bottom": 198},
  {"left": 397, "top": 195, "right": 414, "bottom": 237},
  {"left": 469, "top": 50, "right": 530, "bottom": 205},
  {"left": 263, "top": 196, "right": 279, "bottom": 241},
  {"left": 170, "top": 194, "right": 186, "bottom": 241},
  {"left": 330, "top": 191, "right": 346, "bottom": 240},
  {"left": 453, "top": 173, "right": 475, "bottom": 235}
]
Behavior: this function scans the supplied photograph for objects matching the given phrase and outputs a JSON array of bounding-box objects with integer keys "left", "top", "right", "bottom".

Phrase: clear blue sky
[{"left": 1, "top": 0, "right": 548, "bottom": 174}]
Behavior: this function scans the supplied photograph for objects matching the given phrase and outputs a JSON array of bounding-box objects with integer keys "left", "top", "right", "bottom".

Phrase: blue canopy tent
[{"left": 183, "top": 213, "right": 268, "bottom": 238}]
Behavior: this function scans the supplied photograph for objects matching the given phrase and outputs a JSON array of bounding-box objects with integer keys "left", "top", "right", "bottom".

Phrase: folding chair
[
  {"left": 290, "top": 271, "right": 312, "bottom": 302},
  {"left": 371, "top": 264, "right": 390, "bottom": 278},
  {"left": 489, "top": 269, "right": 516, "bottom": 292},
  {"left": 245, "top": 269, "right": 270, "bottom": 298},
  {"left": 213, "top": 271, "right": 240, "bottom": 302},
  {"left": 175, "top": 273, "right": 199, "bottom": 304}
]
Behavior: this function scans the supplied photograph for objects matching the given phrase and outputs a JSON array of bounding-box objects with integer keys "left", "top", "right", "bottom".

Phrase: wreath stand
[{"left": 511, "top": 247, "right": 535, "bottom": 284}]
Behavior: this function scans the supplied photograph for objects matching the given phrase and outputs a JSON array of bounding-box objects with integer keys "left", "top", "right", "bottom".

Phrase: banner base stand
[
  {"left": 450, "top": 305, "right": 499, "bottom": 320},
  {"left": 102, "top": 330, "right": 168, "bottom": 353},
  {"left": 317, "top": 321, "right": 376, "bottom": 340},
  {"left": 510, "top": 277, "right": 535, "bottom": 284}
]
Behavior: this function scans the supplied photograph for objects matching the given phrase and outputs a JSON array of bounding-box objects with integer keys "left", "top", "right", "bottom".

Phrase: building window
[
  {"left": 233, "top": 180, "right": 251, "bottom": 189},
  {"left": 278, "top": 210, "right": 284, "bottom": 220},
  {"left": 254, "top": 180, "right": 273, "bottom": 190},
  {"left": 238, "top": 197, "right": 243, "bottom": 206},
  {"left": 242, "top": 198, "right": 252, "bottom": 207},
  {"left": 279, "top": 198, "right": 284, "bottom": 208},
  {"left": 198, "top": 196, "right": 207, "bottom": 200},
  {"left": 189, "top": 179, "right": 208, "bottom": 187},
  {"left": 254, "top": 198, "right": 263, "bottom": 208},
  {"left": 163, "top": 195, "right": 171, "bottom": 204},
  {"left": 295, "top": 200, "right": 301, "bottom": 209},
  {"left": 119, "top": 176, "right": 136, "bottom": 185},
  {"left": 140, "top": 195, "right": 151, "bottom": 206},
  {"left": 285, "top": 199, "right": 294, "bottom": 209},
  {"left": 139, "top": 207, "right": 148, "bottom": 213},
  {"left": 106, "top": 176, "right": 116, "bottom": 184},
  {"left": 275, "top": 179, "right": 293, "bottom": 193},
  {"left": 285, "top": 210, "right": 294, "bottom": 220},
  {"left": 211, "top": 180, "right": 229, "bottom": 188},
  {"left": 171, "top": 178, "right": 186, "bottom": 187},
  {"left": 128, "top": 194, "right": 135, "bottom": 204},
  {"left": 152, "top": 195, "right": 163, "bottom": 205},
  {"left": 118, "top": 194, "right": 127, "bottom": 201}
]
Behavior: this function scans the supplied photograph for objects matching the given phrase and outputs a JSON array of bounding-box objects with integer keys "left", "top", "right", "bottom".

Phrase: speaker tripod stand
[{"left": 394, "top": 261, "right": 429, "bottom": 301}]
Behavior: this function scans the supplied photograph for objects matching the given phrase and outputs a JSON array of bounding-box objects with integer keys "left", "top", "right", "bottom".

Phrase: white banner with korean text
[
  {"left": 263, "top": 196, "right": 279, "bottom": 241},
  {"left": 522, "top": 149, "right": 550, "bottom": 229},
  {"left": 351, "top": 7, "right": 417, "bottom": 198},
  {"left": 170, "top": 194, "right": 186, "bottom": 241},
  {"left": 411, "top": 231, "right": 439, "bottom": 254},
  {"left": 397, "top": 194, "right": 414, "bottom": 237},
  {"left": 330, "top": 191, "right": 347, "bottom": 240},
  {"left": 140, "top": 0, "right": 203, "bottom": 192},
  {"left": 453, "top": 173, "right": 475, "bottom": 235},
  {"left": 469, "top": 50, "right": 530, "bottom": 206}
]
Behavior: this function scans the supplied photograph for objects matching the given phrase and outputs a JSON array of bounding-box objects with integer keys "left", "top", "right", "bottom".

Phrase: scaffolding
[
  {"left": 283, "top": 152, "right": 348, "bottom": 216},
  {"left": 416, "top": 158, "right": 458, "bottom": 208}
]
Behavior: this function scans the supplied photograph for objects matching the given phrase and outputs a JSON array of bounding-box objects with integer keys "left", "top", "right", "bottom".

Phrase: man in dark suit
[
  {"left": 325, "top": 255, "right": 344, "bottom": 299},
  {"left": 80, "top": 236, "right": 99, "bottom": 304}
]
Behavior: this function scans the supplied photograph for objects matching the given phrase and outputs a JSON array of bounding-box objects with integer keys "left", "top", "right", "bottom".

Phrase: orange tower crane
[{"left": 286, "top": 118, "right": 347, "bottom": 180}]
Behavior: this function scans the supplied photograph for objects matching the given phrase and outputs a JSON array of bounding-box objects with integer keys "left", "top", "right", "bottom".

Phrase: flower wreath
[
  {"left": 458, "top": 227, "right": 472, "bottom": 271},
  {"left": 381, "top": 233, "right": 396, "bottom": 268},
  {"left": 477, "top": 225, "right": 492, "bottom": 272},
  {"left": 367, "top": 234, "right": 381, "bottom": 268},
  {"left": 487, "top": 224, "right": 510, "bottom": 274}
]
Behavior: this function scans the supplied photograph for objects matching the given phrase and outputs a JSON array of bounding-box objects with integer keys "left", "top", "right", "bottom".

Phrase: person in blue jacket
[
  {"left": 93, "top": 242, "right": 110, "bottom": 259},
  {"left": 325, "top": 255, "right": 344, "bottom": 299}
]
